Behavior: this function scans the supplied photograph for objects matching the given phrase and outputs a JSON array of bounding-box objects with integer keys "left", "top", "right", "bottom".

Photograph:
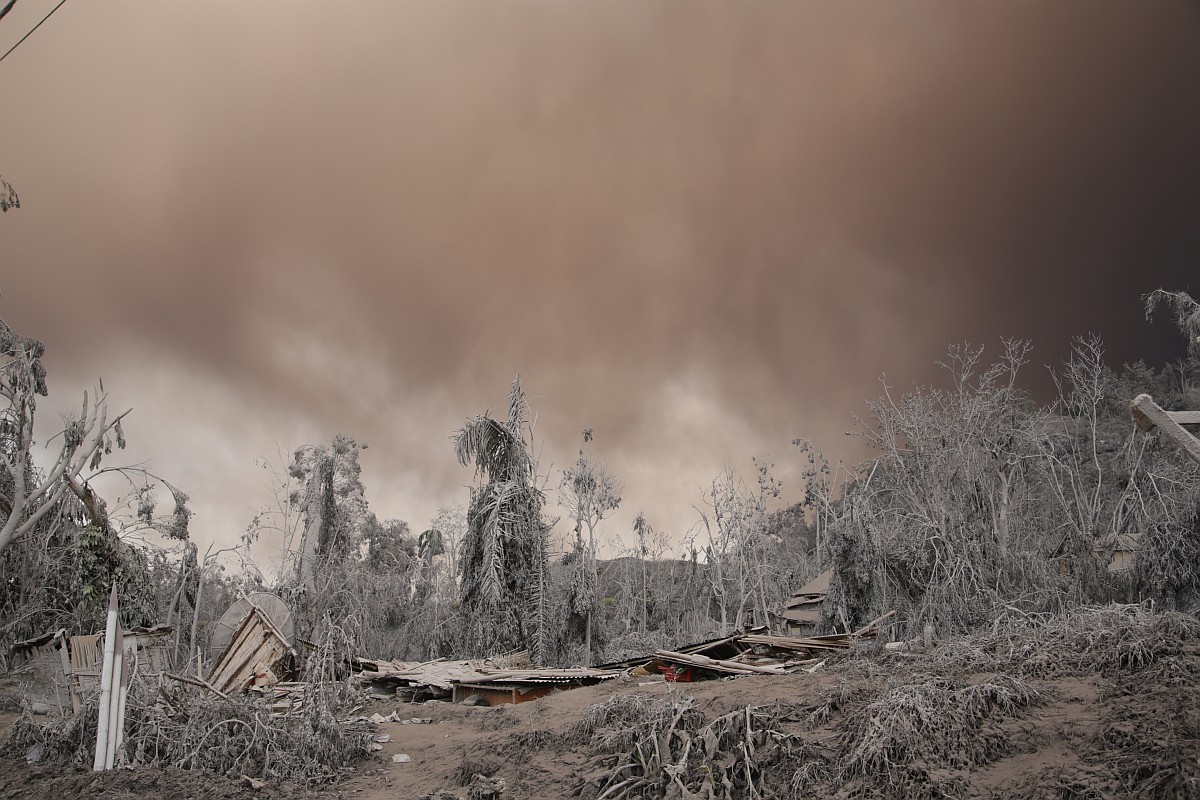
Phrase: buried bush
[
  {"left": 576, "top": 693, "right": 838, "bottom": 800},
  {"left": 930, "top": 603, "right": 1200, "bottom": 678},
  {"left": 7, "top": 681, "right": 372, "bottom": 786},
  {"left": 840, "top": 674, "right": 1040, "bottom": 795}
]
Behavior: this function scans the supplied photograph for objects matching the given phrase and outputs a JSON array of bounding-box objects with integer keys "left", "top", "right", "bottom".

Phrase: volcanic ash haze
[{"left": 0, "top": 0, "right": 1197, "bottom": 553}]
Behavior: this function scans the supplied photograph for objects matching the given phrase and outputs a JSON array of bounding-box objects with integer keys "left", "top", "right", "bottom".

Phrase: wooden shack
[
  {"left": 205, "top": 605, "right": 297, "bottom": 694},
  {"left": 10, "top": 624, "right": 173, "bottom": 713},
  {"left": 772, "top": 569, "right": 832, "bottom": 637}
]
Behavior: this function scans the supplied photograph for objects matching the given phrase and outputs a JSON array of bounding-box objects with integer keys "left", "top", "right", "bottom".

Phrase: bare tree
[
  {"left": 632, "top": 512, "right": 652, "bottom": 635},
  {"left": 558, "top": 429, "right": 621, "bottom": 666},
  {"left": 242, "top": 443, "right": 306, "bottom": 584},
  {"left": 843, "top": 340, "right": 1050, "bottom": 633},
  {"left": 696, "top": 461, "right": 781, "bottom": 634}
]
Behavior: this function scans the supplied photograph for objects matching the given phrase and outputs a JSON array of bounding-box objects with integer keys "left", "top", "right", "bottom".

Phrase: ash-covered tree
[
  {"left": 0, "top": 177, "right": 17, "bottom": 212},
  {"left": 632, "top": 512, "right": 652, "bottom": 636},
  {"left": 288, "top": 434, "right": 369, "bottom": 592},
  {"left": 1145, "top": 289, "right": 1200, "bottom": 360},
  {"left": 559, "top": 429, "right": 621, "bottom": 666},
  {"left": 280, "top": 434, "right": 370, "bottom": 638},
  {"left": 429, "top": 503, "right": 467, "bottom": 594},
  {"left": 454, "top": 377, "right": 553, "bottom": 662},
  {"left": 0, "top": 317, "right": 130, "bottom": 555},
  {"left": 0, "top": 315, "right": 188, "bottom": 636}
]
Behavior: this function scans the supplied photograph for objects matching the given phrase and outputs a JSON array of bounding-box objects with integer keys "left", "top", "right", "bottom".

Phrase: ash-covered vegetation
[{"left": 0, "top": 289, "right": 1197, "bottom": 685}]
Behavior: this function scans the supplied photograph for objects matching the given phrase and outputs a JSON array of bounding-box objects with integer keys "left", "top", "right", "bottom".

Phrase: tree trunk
[
  {"left": 583, "top": 609, "right": 592, "bottom": 667},
  {"left": 640, "top": 553, "right": 648, "bottom": 635},
  {"left": 997, "top": 467, "right": 1012, "bottom": 560}
]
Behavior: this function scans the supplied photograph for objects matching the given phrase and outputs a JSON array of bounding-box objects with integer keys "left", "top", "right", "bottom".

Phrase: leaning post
[{"left": 1130, "top": 394, "right": 1200, "bottom": 465}]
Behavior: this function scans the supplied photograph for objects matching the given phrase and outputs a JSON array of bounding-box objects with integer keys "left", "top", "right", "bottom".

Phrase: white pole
[
  {"left": 114, "top": 646, "right": 132, "bottom": 764},
  {"left": 93, "top": 584, "right": 119, "bottom": 771},
  {"left": 104, "top": 634, "right": 123, "bottom": 770}
]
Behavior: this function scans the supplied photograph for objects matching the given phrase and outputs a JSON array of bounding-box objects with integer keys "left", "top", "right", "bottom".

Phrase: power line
[
  {"left": 0, "top": 0, "right": 69, "bottom": 65},
  {"left": 0, "top": 1, "right": 20, "bottom": 25}
]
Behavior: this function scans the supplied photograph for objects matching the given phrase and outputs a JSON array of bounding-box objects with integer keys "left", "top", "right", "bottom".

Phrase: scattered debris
[
  {"left": 240, "top": 775, "right": 266, "bottom": 790},
  {"left": 645, "top": 616, "right": 889, "bottom": 682},
  {"left": 467, "top": 774, "right": 505, "bottom": 799},
  {"left": 393, "top": 753, "right": 412, "bottom": 763},
  {"left": 345, "top": 617, "right": 890, "bottom": 707}
]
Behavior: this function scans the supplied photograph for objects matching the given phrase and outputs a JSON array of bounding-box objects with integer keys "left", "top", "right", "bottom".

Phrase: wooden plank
[
  {"left": 739, "top": 634, "right": 851, "bottom": 651},
  {"left": 1167, "top": 410, "right": 1200, "bottom": 426},
  {"left": 1131, "top": 394, "right": 1200, "bottom": 465},
  {"left": 166, "top": 671, "right": 230, "bottom": 699},
  {"left": 209, "top": 615, "right": 257, "bottom": 678},
  {"left": 207, "top": 624, "right": 259, "bottom": 688},
  {"left": 655, "top": 650, "right": 786, "bottom": 674},
  {"left": 852, "top": 610, "right": 896, "bottom": 638}
]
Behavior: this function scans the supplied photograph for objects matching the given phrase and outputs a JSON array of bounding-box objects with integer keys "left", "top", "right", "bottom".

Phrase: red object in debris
[{"left": 658, "top": 664, "right": 694, "bottom": 683}]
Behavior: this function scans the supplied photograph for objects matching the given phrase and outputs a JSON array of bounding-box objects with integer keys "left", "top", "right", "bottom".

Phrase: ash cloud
[{"left": 1, "top": 0, "right": 1198, "bottom": 548}]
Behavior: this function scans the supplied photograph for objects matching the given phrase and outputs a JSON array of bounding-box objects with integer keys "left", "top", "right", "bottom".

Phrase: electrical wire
[
  {"left": 0, "top": 0, "right": 20, "bottom": 25},
  {"left": 0, "top": 0, "right": 69, "bottom": 65}
]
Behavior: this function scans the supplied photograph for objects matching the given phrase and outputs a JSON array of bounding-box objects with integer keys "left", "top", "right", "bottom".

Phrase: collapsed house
[
  {"left": 645, "top": 617, "right": 889, "bottom": 681},
  {"left": 351, "top": 657, "right": 620, "bottom": 706}
]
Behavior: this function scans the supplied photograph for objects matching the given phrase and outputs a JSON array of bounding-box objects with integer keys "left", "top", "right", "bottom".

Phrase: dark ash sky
[{"left": 2, "top": 1, "right": 1198, "bottom": 560}]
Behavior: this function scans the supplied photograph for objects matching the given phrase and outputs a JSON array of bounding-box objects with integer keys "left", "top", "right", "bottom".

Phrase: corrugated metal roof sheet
[{"left": 789, "top": 569, "right": 832, "bottom": 599}]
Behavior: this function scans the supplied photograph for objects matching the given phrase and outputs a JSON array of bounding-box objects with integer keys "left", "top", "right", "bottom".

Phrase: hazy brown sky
[{"left": 2, "top": 1, "right": 1198, "bottom": 562}]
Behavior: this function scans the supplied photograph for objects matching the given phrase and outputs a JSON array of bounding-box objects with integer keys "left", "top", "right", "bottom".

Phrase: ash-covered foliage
[
  {"left": 815, "top": 296, "right": 1200, "bottom": 640},
  {"left": 930, "top": 603, "right": 1200, "bottom": 679},
  {"left": 576, "top": 603, "right": 1200, "bottom": 800}
]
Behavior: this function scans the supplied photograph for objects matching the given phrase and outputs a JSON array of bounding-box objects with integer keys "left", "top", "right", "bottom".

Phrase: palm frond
[
  {"left": 1144, "top": 289, "right": 1200, "bottom": 357},
  {"left": 453, "top": 416, "right": 514, "bottom": 475},
  {"left": 506, "top": 376, "right": 526, "bottom": 435}
]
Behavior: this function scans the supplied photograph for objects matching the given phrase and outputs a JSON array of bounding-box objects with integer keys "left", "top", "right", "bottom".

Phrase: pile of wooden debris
[
  {"left": 634, "top": 612, "right": 895, "bottom": 682},
  {"left": 346, "top": 612, "right": 895, "bottom": 703}
]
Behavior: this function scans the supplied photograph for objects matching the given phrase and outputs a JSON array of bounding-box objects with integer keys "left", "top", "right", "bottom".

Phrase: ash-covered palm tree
[{"left": 453, "top": 377, "right": 551, "bottom": 661}]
